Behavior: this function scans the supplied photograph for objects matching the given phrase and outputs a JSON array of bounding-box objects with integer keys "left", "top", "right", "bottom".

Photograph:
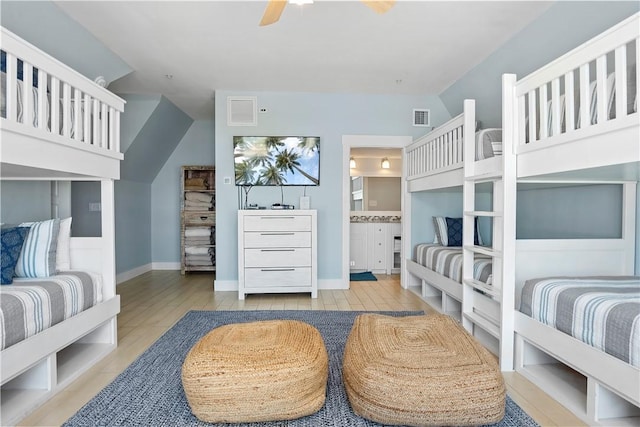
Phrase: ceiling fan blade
[
  {"left": 360, "top": 0, "right": 396, "bottom": 14},
  {"left": 260, "top": 0, "right": 287, "bottom": 26}
]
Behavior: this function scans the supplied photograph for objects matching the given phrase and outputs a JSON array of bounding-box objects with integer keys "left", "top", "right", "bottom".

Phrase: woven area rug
[
  {"left": 64, "top": 310, "right": 539, "bottom": 427},
  {"left": 349, "top": 271, "right": 378, "bottom": 281}
]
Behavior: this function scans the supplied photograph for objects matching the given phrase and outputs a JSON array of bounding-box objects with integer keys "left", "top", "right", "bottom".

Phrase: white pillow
[
  {"left": 56, "top": 217, "right": 72, "bottom": 271},
  {"left": 15, "top": 218, "right": 60, "bottom": 278}
]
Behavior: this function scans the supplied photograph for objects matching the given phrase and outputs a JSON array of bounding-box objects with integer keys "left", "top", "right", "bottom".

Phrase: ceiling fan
[{"left": 260, "top": 0, "right": 396, "bottom": 26}]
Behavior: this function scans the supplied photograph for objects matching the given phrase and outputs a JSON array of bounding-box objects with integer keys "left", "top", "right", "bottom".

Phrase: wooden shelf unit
[{"left": 180, "top": 166, "right": 216, "bottom": 274}]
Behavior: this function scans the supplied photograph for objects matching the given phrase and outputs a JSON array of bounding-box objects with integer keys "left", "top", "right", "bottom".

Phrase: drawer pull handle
[
  {"left": 200, "top": 216, "right": 208, "bottom": 220},
  {"left": 261, "top": 268, "right": 295, "bottom": 272},
  {"left": 260, "top": 232, "right": 295, "bottom": 236},
  {"left": 261, "top": 249, "right": 295, "bottom": 252}
]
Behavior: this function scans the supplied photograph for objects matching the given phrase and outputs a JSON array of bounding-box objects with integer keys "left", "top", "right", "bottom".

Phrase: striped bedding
[
  {"left": 413, "top": 243, "right": 492, "bottom": 284},
  {"left": 1, "top": 71, "right": 91, "bottom": 138},
  {"left": 0, "top": 271, "right": 103, "bottom": 351},
  {"left": 519, "top": 277, "right": 640, "bottom": 368}
]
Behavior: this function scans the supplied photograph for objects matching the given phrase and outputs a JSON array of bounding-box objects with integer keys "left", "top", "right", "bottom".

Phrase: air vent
[
  {"left": 413, "top": 109, "right": 430, "bottom": 127},
  {"left": 227, "top": 96, "right": 257, "bottom": 126}
]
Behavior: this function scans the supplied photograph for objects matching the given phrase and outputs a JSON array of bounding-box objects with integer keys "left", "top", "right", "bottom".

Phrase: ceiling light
[
  {"left": 381, "top": 158, "right": 390, "bottom": 169},
  {"left": 290, "top": 0, "right": 313, "bottom": 5},
  {"left": 350, "top": 157, "right": 356, "bottom": 169}
]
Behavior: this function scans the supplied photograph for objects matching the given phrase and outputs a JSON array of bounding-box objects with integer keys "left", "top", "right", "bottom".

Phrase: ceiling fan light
[
  {"left": 381, "top": 158, "right": 390, "bottom": 169},
  {"left": 350, "top": 157, "right": 357, "bottom": 169}
]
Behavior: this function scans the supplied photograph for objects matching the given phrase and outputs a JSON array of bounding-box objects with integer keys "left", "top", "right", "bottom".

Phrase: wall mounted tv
[{"left": 234, "top": 136, "right": 320, "bottom": 186}]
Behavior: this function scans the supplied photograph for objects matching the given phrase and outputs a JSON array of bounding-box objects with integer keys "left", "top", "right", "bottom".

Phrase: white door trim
[{"left": 341, "top": 135, "right": 412, "bottom": 288}]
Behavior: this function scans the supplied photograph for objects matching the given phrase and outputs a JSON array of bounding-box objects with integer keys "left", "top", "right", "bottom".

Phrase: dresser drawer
[
  {"left": 244, "top": 231, "right": 310, "bottom": 248},
  {"left": 183, "top": 212, "right": 215, "bottom": 226},
  {"left": 245, "top": 248, "right": 311, "bottom": 268},
  {"left": 244, "top": 267, "right": 311, "bottom": 288},
  {"left": 243, "top": 214, "right": 311, "bottom": 232}
]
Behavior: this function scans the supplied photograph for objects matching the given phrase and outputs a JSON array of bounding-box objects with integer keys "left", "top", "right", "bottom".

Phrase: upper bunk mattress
[
  {"left": 413, "top": 243, "right": 492, "bottom": 284},
  {"left": 519, "top": 276, "right": 640, "bottom": 368},
  {"left": 0, "top": 271, "right": 103, "bottom": 351}
]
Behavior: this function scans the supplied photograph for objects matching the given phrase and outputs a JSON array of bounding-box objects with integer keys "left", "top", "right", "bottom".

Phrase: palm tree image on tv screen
[{"left": 234, "top": 136, "right": 320, "bottom": 186}]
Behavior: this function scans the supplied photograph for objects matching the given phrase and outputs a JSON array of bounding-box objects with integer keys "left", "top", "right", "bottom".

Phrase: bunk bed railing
[
  {"left": 0, "top": 27, "right": 125, "bottom": 157},
  {"left": 405, "top": 112, "right": 464, "bottom": 180},
  {"left": 513, "top": 13, "right": 639, "bottom": 154}
]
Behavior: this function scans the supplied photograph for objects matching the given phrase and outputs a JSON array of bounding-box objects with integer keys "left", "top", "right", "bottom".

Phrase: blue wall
[
  {"left": 120, "top": 96, "right": 194, "bottom": 183},
  {"left": 115, "top": 180, "right": 151, "bottom": 273},
  {"left": 440, "top": 1, "right": 640, "bottom": 127},
  {"left": 215, "top": 91, "right": 451, "bottom": 284},
  {"left": 0, "top": 0, "right": 131, "bottom": 86},
  {"left": 151, "top": 120, "right": 216, "bottom": 263},
  {"left": 119, "top": 94, "right": 162, "bottom": 153},
  {"left": 0, "top": 182, "right": 51, "bottom": 224},
  {"left": 516, "top": 184, "right": 623, "bottom": 239}
]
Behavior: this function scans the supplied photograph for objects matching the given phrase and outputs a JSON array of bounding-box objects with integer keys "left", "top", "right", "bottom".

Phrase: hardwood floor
[{"left": 17, "top": 271, "right": 585, "bottom": 426}]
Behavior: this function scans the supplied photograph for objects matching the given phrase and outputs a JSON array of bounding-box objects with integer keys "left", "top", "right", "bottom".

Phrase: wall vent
[
  {"left": 227, "top": 96, "right": 257, "bottom": 126},
  {"left": 413, "top": 109, "right": 430, "bottom": 127}
]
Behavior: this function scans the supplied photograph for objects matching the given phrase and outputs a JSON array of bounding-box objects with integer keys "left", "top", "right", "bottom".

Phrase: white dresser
[{"left": 238, "top": 210, "right": 317, "bottom": 300}]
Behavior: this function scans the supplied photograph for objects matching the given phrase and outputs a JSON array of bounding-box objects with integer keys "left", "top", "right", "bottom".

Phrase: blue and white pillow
[
  {"left": 433, "top": 216, "right": 449, "bottom": 245},
  {"left": 1, "top": 226, "right": 30, "bottom": 284},
  {"left": 14, "top": 218, "right": 60, "bottom": 278},
  {"left": 433, "top": 216, "right": 483, "bottom": 247}
]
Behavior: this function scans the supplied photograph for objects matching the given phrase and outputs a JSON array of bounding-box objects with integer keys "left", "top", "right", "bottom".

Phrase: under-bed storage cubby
[
  {"left": 1, "top": 358, "right": 53, "bottom": 426},
  {"left": 55, "top": 319, "right": 117, "bottom": 387},
  {"left": 419, "top": 279, "right": 461, "bottom": 321},
  {"left": 515, "top": 334, "right": 640, "bottom": 426}
]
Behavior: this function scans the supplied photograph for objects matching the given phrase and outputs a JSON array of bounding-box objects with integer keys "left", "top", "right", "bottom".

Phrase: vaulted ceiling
[{"left": 54, "top": 1, "right": 553, "bottom": 119}]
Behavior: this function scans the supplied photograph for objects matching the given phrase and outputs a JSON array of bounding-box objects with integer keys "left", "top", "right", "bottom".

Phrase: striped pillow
[
  {"left": 433, "top": 216, "right": 448, "bottom": 246},
  {"left": 14, "top": 218, "right": 60, "bottom": 278}
]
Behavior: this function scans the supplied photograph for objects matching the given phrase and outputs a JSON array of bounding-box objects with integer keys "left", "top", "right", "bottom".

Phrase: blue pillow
[
  {"left": 1, "top": 226, "right": 30, "bottom": 284},
  {"left": 445, "top": 217, "right": 482, "bottom": 247}
]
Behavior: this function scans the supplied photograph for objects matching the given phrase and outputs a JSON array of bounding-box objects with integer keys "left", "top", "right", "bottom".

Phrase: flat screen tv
[{"left": 234, "top": 136, "right": 320, "bottom": 186}]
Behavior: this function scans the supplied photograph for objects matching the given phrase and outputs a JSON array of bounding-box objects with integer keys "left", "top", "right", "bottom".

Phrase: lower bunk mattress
[
  {"left": 413, "top": 243, "right": 492, "bottom": 284},
  {"left": 519, "top": 276, "right": 640, "bottom": 368},
  {"left": 0, "top": 271, "right": 103, "bottom": 351}
]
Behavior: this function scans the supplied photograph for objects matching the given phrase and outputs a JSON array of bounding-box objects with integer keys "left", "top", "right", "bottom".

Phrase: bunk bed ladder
[{"left": 460, "top": 97, "right": 516, "bottom": 372}]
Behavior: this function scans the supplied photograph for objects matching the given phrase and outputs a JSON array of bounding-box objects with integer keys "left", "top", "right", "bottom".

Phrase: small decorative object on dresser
[
  {"left": 181, "top": 166, "right": 216, "bottom": 274},
  {"left": 237, "top": 210, "right": 317, "bottom": 300}
]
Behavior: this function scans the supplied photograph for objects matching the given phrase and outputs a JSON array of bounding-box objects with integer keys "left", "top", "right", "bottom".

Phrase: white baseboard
[
  {"left": 116, "top": 263, "right": 152, "bottom": 285},
  {"left": 152, "top": 262, "right": 181, "bottom": 270}
]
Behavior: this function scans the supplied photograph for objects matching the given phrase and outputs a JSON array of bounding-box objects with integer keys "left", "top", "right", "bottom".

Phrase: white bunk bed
[
  {"left": 403, "top": 99, "right": 511, "bottom": 366},
  {"left": 502, "top": 12, "right": 640, "bottom": 426},
  {"left": 0, "top": 27, "right": 125, "bottom": 426}
]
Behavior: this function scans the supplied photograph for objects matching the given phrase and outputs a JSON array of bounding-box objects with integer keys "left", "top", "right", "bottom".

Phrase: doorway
[{"left": 341, "top": 135, "right": 412, "bottom": 287}]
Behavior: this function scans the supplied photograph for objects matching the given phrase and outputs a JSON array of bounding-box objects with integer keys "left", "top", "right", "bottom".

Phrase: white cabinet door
[
  {"left": 369, "top": 223, "right": 387, "bottom": 274},
  {"left": 349, "top": 223, "right": 368, "bottom": 271}
]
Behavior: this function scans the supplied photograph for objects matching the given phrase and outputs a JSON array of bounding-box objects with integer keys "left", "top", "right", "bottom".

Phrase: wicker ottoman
[
  {"left": 343, "top": 314, "right": 505, "bottom": 426},
  {"left": 181, "top": 319, "right": 328, "bottom": 423}
]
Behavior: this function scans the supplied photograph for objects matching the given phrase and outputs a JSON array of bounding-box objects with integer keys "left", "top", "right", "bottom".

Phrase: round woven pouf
[
  {"left": 343, "top": 313, "right": 506, "bottom": 427},
  {"left": 181, "top": 319, "right": 328, "bottom": 423}
]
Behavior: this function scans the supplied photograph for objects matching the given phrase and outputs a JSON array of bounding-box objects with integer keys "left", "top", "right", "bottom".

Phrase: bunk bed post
[
  {"left": 621, "top": 181, "right": 637, "bottom": 273},
  {"left": 461, "top": 99, "right": 476, "bottom": 335},
  {"left": 500, "top": 74, "right": 518, "bottom": 372},
  {"left": 101, "top": 179, "right": 116, "bottom": 300}
]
